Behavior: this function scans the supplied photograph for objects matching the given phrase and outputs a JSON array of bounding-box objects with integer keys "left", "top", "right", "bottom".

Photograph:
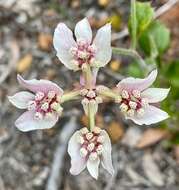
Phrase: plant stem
[
  {"left": 131, "top": 0, "right": 137, "bottom": 50},
  {"left": 61, "top": 91, "right": 80, "bottom": 103},
  {"left": 98, "top": 87, "right": 120, "bottom": 100},
  {"left": 112, "top": 47, "right": 149, "bottom": 74},
  {"left": 84, "top": 65, "right": 93, "bottom": 89},
  {"left": 88, "top": 104, "right": 95, "bottom": 131}
]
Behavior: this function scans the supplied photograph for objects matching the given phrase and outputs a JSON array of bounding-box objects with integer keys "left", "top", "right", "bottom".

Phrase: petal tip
[
  {"left": 81, "top": 17, "right": 89, "bottom": 23},
  {"left": 110, "top": 168, "right": 115, "bottom": 176},
  {"left": 15, "top": 120, "right": 27, "bottom": 132},
  {"left": 151, "top": 69, "right": 158, "bottom": 78},
  {"left": 17, "top": 74, "right": 24, "bottom": 84},
  {"left": 105, "top": 22, "right": 111, "bottom": 28}
]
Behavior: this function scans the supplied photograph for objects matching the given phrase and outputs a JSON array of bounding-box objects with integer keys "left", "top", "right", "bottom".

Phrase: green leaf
[
  {"left": 139, "top": 21, "right": 170, "bottom": 55},
  {"left": 166, "top": 60, "right": 179, "bottom": 88},
  {"left": 128, "top": 1, "right": 154, "bottom": 36}
]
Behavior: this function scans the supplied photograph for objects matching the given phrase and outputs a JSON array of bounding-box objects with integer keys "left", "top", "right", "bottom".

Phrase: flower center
[
  {"left": 27, "top": 91, "right": 63, "bottom": 120},
  {"left": 80, "top": 88, "right": 103, "bottom": 115},
  {"left": 119, "top": 89, "right": 148, "bottom": 117},
  {"left": 77, "top": 127, "right": 104, "bottom": 161},
  {"left": 80, "top": 88, "right": 103, "bottom": 104},
  {"left": 70, "top": 39, "right": 96, "bottom": 69}
]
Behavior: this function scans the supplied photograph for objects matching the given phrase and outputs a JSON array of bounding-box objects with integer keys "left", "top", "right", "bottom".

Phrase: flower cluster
[
  {"left": 116, "top": 69, "right": 170, "bottom": 125},
  {"left": 8, "top": 18, "right": 170, "bottom": 179},
  {"left": 8, "top": 75, "right": 63, "bottom": 131},
  {"left": 68, "top": 126, "right": 113, "bottom": 179}
]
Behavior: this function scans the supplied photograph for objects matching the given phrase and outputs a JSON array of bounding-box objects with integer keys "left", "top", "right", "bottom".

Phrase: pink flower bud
[
  {"left": 89, "top": 152, "right": 98, "bottom": 161},
  {"left": 80, "top": 147, "right": 88, "bottom": 157},
  {"left": 47, "top": 91, "right": 56, "bottom": 99},
  {"left": 35, "top": 92, "right": 45, "bottom": 101},
  {"left": 86, "top": 132, "right": 93, "bottom": 140},
  {"left": 27, "top": 100, "right": 36, "bottom": 111},
  {"left": 87, "top": 143, "right": 95, "bottom": 152},
  {"left": 41, "top": 102, "right": 49, "bottom": 111},
  {"left": 93, "top": 126, "right": 101, "bottom": 134},
  {"left": 121, "top": 90, "right": 129, "bottom": 99},
  {"left": 80, "top": 127, "right": 89, "bottom": 135},
  {"left": 96, "top": 144, "right": 103, "bottom": 155},
  {"left": 132, "top": 90, "right": 141, "bottom": 98}
]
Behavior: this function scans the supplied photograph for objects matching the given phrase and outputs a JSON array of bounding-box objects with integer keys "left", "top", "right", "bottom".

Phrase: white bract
[
  {"left": 68, "top": 127, "right": 114, "bottom": 179},
  {"left": 116, "top": 70, "right": 170, "bottom": 125}
]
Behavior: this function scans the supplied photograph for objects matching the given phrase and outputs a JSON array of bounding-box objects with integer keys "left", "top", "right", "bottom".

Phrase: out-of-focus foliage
[
  {"left": 127, "top": 1, "right": 179, "bottom": 144},
  {"left": 128, "top": 2, "right": 154, "bottom": 36},
  {"left": 139, "top": 21, "right": 170, "bottom": 55},
  {"left": 108, "top": 14, "right": 122, "bottom": 31}
]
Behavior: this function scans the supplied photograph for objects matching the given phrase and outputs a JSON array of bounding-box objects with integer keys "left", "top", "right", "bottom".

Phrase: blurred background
[{"left": 0, "top": 0, "right": 179, "bottom": 189}]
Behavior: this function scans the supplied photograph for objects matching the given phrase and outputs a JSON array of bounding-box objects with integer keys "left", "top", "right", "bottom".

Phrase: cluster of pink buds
[
  {"left": 80, "top": 88, "right": 103, "bottom": 115},
  {"left": 28, "top": 90, "right": 63, "bottom": 120},
  {"left": 115, "top": 70, "right": 170, "bottom": 125},
  {"left": 69, "top": 39, "right": 97, "bottom": 70},
  {"left": 8, "top": 75, "right": 64, "bottom": 131},
  {"left": 8, "top": 18, "right": 170, "bottom": 179},
  {"left": 78, "top": 127, "right": 104, "bottom": 160},
  {"left": 119, "top": 89, "right": 148, "bottom": 117},
  {"left": 68, "top": 126, "right": 113, "bottom": 179}
]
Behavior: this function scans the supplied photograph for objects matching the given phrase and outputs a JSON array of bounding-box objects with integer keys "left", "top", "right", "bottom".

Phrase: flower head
[
  {"left": 80, "top": 88, "right": 103, "bottom": 115},
  {"left": 68, "top": 127, "right": 114, "bottom": 179},
  {"left": 8, "top": 75, "right": 63, "bottom": 131},
  {"left": 116, "top": 70, "right": 170, "bottom": 125},
  {"left": 53, "top": 18, "right": 112, "bottom": 71}
]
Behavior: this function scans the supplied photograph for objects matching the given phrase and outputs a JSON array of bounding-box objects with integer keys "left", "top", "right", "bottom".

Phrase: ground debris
[
  {"left": 142, "top": 153, "right": 164, "bottom": 186},
  {"left": 0, "top": 0, "right": 178, "bottom": 189}
]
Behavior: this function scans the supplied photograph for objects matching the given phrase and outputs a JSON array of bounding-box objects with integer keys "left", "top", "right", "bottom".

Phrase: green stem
[
  {"left": 98, "top": 88, "right": 120, "bottom": 100},
  {"left": 112, "top": 47, "right": 149, "bottom": 74},
  {"left": 61, "top": 91, "right": 80, "bottom": 103},
  {"left": 131, "top": 0, "right": 137, "bottom": 50},
  {"left": 84, "top": 65, "right": 93, "bottom": 89},
  {"left": 88, "top": 104, "right": 95, "bottom": 131}
]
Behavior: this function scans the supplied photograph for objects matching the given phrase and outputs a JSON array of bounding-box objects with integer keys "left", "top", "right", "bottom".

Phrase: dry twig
[{"left": 46, "top": 116, "right": 77, "bottom": 190}]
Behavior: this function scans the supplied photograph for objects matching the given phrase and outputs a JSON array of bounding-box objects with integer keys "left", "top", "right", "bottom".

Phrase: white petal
[
  {"left": 68, "top": 131, "right": 86, "bottom": 175},
  {"left": 126, "top": 105, "right": 169, "bottom": 125},
  {"left": 68, "top": 131, "right": 81, "bottom": 157},
  {"left": 74, "top": 18, "right": 92, "bottom": 43},
  {"left": 117, "top": 70, "right": 158, "bottom": 92},
  {"left": 70, "top": 156, "right": 86, "bottom": 176},
  {"left": 101, "top": 130, "right": 114, "bottom": 176},
  {"left": 53, "top": 23, "right": 77, "bottom": 70},
  {"left": 93, "top": 23, "right": 112, "bottom": 67},
  {"left": 142, "top": 88, "right": 170, "bottom": 103},
  {"left": 87, "top": 157, "right": 100, "bottom": 179},
  {"left": 15, "top": 111, "right": 58, "bottom": 131},
  {"left": 17, "top": 75, "right": 63, "bottom": 94},
  {"left": 8, "top": 91, "right": 34, "bottom": 109}
]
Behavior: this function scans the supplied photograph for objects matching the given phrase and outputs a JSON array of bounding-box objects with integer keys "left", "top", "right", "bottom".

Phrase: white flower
[
  {"left": 67, "top": 127, "right": 114, "bottom": 179},
  {"left": 53, "top": 18, "right": 112, "bottom": 71},
  {"left": 8, "top": 75, "right": 63, "bottom": 131},
  {"left": 116, "top": 69, "right": 170, "bottom": 125}
]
